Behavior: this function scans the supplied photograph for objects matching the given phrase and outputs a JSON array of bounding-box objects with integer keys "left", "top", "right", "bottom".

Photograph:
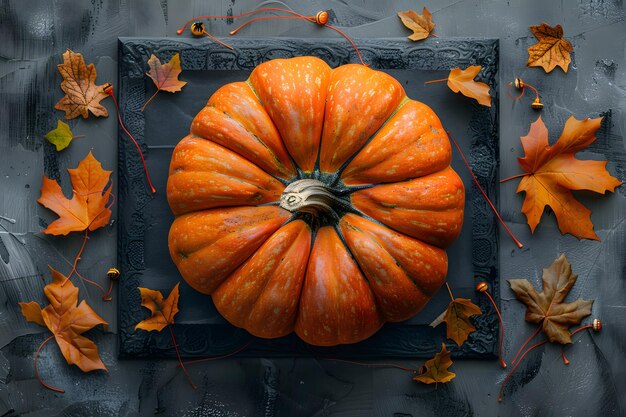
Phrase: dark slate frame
[{"left": 117, "top": 37, "right": 500, "bottom": 359}]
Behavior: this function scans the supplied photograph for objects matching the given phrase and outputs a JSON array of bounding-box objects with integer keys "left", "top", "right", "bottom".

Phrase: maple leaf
[
  {"left": 19, "top": 266, "right": 108, "bottom": 372},
  {"left": 54, "top": 49, "right": 109, "bottom": 119},
  {"left": 44, "top": 120, "right": 81, "bottom": 151},
  {"left": 398, "top": 8, "right": 435, "bottom": 41},
  {"left": 512, "top": 116, "right": 621, "bottom": 239},
  {"left": 414, "top": 343, "right": 456, "bottom": 385},
  {"left": 527, "top": 23, "right": 573, "bottom": 73},
  {"left": 447, "top": 66, "right": 491, "bottom": 107},
  {"left": 443, "top": 298, "right": 482, "bottom": 346},
  {"left": 142, "top": 53, "right": 187, "bottom": 111},
  {"left": 135, "top": 283, "right": 180, "bottom": 332},
  {"left": 37, "top": 151, "right": 113, "bottom": 236},
  {"left": 508, "top": 254, "right": 593, "bottom": 344}
]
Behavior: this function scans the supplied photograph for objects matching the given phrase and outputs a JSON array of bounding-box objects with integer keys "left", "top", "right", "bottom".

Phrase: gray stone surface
[{"left": 0, "top": 1, "right": 624, "bottom": 416}]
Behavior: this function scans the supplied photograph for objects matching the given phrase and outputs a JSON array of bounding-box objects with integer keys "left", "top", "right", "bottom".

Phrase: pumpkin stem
[{"left": 279, "top": 179, "right": 351, "bottom": 217}]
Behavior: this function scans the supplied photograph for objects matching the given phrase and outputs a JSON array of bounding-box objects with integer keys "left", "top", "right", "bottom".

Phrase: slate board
[{"left": 117, "top": 37, "right": 500, "bottom": 359}]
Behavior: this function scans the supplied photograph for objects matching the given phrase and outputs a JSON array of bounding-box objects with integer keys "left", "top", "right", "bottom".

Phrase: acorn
[
  {"left": 107, "top": 267, "right": 121, "bottom": 281},
  {"left": 531, "top": 97, "right": 544, "bottom": 110},
  {"left": 190, "top": 21, "right": 205, "bottom": 37}
]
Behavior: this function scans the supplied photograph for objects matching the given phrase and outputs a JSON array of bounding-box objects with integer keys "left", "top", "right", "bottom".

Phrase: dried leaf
[
  {"left": 19, "top": 301, "right": 45, "bottom": 326},
  {"left": 398, "top": 8, "right": 435, "bottom": 41},
  {"left": 44, "top": 120, "right": 79, "bottom": 151},
  {"left": 142, "top": 53, "right": 187, "bottom": 111},
  {"left": 443, "top": 298, "right": 482, "bottom": 346},
  {"left": 447, "top": 66, "right": 491, "bottom": 107},
  {"left": 135, "top": 283, "right": 180, "bottom": 332},
  {"left": 508, "top": 254, "right": 593, "bottom": 344},
  {"left": 514, "top": 116, "right": 621, "bottom": 239},
  {"left": 527, "top": 23, "right": 573, "bottom": 73},
  {"left": 37, "top": 151, "right": 113, "bottom": 236},
  {"left": 54, "top": 49, "right": 109, "bottom": 119},
  {"left": 414, "top": 343, "right": 456, "bottom": 384},
  {"left": 19, "top": 266, "right": 108, "bottom": 372}
]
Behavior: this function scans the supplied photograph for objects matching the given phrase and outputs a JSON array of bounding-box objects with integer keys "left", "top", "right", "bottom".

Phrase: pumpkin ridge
[
  {"left": 337, "top": 218, "right": 430, "bottom": 296},
  {"left": 243, "top": 221, "right": 311, "bottom": 334},
  {"left": 219, "top": 110, "right": 294, "bottom": 182},
  {"left": 331, "top": 96, "right": 411, "bottom": 179}
]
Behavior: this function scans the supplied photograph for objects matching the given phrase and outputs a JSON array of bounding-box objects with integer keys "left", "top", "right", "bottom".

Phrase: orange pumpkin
[{"left": 167, "top": 56, "right": 465, "bottom": 346}]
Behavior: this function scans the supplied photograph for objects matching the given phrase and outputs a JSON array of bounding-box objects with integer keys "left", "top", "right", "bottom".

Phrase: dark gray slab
[{"left": 117, "top": 37, "right": 500, "bottom": 359}]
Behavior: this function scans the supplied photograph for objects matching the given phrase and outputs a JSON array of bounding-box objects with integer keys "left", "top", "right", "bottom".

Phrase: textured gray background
[{"left": 0, "top": 0, "right": 624, "bottom": 416}]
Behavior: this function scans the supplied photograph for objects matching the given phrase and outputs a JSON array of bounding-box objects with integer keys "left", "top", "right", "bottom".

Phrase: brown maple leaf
[
  {"left": 142, "top": 53, "right": 187, "bottom": 111},
  {"left": 444, "top": 298, "right": 482, "bottom": 346},
  {"left": 398, "top": 8, "right": 435, "bottom": 41},
  {"left": 414, "top": 343, "right": 456, "bottom": 385},
  {"left": 508, "top": 254, "right": 593, "bottom": 344},
  {"left": 54, "top": 49, "right": 109, "bottom": 119},
  {"left": 527, "top": 23, "right": 573, "bottom": 73},
  {"left": 19, "top": 266, "right": 108, "bottom": 372},
  {"left": 511, "top": 116, "right": 621, "bottom": 240},
  {"left": 37, "top": 151, "right": 113, "bottom": 236},
  {"left": 135, "top": 283, "right": 180, "bottom": 332},
  {"left": 447, "top": 66, "right": 491, "bottom": 107}
]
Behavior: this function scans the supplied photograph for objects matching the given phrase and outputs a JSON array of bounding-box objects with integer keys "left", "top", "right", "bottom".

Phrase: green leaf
[{"left": 44, "top": 120, "right": 77, "bottom": 151}]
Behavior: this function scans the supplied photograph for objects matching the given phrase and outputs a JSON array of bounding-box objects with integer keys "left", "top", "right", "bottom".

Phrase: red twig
[
  {"left": 319, "top": 358, "right": 419, "bottom": 373},
  {"left": 484, "top": 290, "right": 507, "bottom": 368},
  {"left": 166, "top": 321, "right": 197, "bottom": 389},
  {"left": 179, "top": 340, "right": 253, "bottom": 366},
  {"left": 35, "top": 335, "right": 65, "bottom": 393},
  {"left": 178, "top": 7, "right": 368, "bottom": 66},
  {"left": 106, "top": 85, "right": 157, "bottom": 194},
  {"left": 510, "top": 325, "right": 541, "bottom": 366},
  {"left": 561, "top": 324, "right": 596, "bottom": 365},
  {"left": 498, "top": 339, "right": 546, "bottom": 402},
  {"left": 447, "top": 131, "right": 523, "bottom": 248}
]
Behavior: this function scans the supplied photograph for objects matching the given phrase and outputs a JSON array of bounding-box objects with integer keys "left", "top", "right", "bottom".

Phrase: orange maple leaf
[
  {"left": 19, "top": 266, "right": 108, "bottom": 373},
  {"left": 142, "top": 53, "right": 187, "bottom": 111},
  {"left": 54, "top": 49, "right": 109, "bottom": 119},
  {"left": 37, "top": 151, "right": 113, "bottom": 236},
  {"left": 135, "top": 283, "right": 180, "bottom": 332},
  {"left": 527, "top": 23, "right": 573, "bottom": 73},
  {"left": 447, "top": 66, "right": 491, "bottom": 107},
  {"left": 398, "top": 8, "right": 435, "bottom": 41},
  {"left": 443, "top": 298, "right": 482, "bottom": 346},
  {"left": 511, "top": 116, "right": 621, "bottom": 239},
  {"left": 414, "top": 343, "right": 456, "bottom": 385}
]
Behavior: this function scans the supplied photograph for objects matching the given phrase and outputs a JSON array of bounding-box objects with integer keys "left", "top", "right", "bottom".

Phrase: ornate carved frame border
[{"left": 118, "top": 37, "right": 500, "bottom": 359}]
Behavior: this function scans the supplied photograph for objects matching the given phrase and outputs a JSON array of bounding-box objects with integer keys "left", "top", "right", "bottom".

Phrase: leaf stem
[
  {"left": 72, "top": 135, "right": 85, "bottom": 139},
  {"left": 447, "top": 131, "right": 523, "bottom": 248},
  {"left": 445, "top": 282, "right": 455, "bottom": 302},
  {"left": 424, "top": 78, "right": 448, "bottom": 85},
  {"left": 500, "top": 173, "right": 528, "bottom": 183},
  {"left": 141, "top": 89, "right": 159, "bottom": 112},
  {"left": 63, "top": 230, "right": 89, "bottom": 286},
  {"left": 35, "top": 335, "right": 65, "bottom": 393}
]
